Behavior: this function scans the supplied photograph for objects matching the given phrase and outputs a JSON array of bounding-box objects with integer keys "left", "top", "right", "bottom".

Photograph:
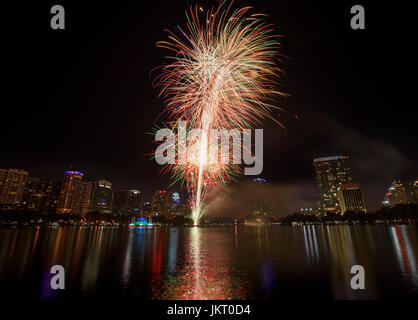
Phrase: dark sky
[{"left": 2, "top": 0, "right": 417, "bottom": 211}]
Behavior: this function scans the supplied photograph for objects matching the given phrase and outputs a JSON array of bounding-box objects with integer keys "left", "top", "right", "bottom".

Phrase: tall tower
[
  {"left": 113, "top": 190, "right": 142, "bottom": 215},
  {"left": 337, "top": 183, "right": 367, "bottom": 214},
  {"left": 252, "top": 178, "right": 268, "bottom": 215},
  {"left": 0, "top": 168, "right": 29, "bottom": 205},
  {"left": 21, "top": 177, "right": 41, "bottom": 209},
  {"left": 152, "top": 190, "right": 172, "bottom": 215},
  {"left": 57, "top": 171, "right": 84, "bottom": 214},
  {"left": 43, "top": 182, "right": 62, "bottom": 212},
  {"left": 89, "top": 179, "right": 114, "bottom": 213},
  {"left": 382, "top": 179, "right": 408, "bottom": 207},
  {"left": 172, "top": 192, "right": 180, "bottom": 208},
  {"left": 313, "top": 156, "right": 352, "bottom": 214},
  {"left": 79, "top": 181, "right": 95, "bottom": 215},
  {"left": 412, "top": 179, "right": 418, "bottom": 204}
]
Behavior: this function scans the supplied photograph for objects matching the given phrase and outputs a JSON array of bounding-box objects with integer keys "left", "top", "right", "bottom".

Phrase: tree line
[{"left": 279, "top": 203, "right": 418, "bottom": 224}]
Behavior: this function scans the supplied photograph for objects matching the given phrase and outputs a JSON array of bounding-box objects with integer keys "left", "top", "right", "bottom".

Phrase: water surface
[{"left": 0, "top": 225, "right": 417, "bottom": 300}]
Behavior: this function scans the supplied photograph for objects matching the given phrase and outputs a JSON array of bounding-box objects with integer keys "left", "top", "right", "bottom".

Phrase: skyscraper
[
  {"left": 89, "top": 179, "right": 114, "bottom": 213},
  {"left": 382, "top": 179, "right": 408, "bottom": 207},
  {"left": 113, "top": 189, "right": 142, "bottom": 215},
  {"left": 412, "top": 179, "right": 418, "bottom": 204},
  {"left": 142, "top": 201, "right": 152, "bottom": 215},
  {"left": 0, "top": 168, "right": 29, "bottom": 206},
  {"left": 337, "top": 183, "right": 367, "bottom": 214},
  {"left": 57, "top": 171, "right": 84, "bottom": 214},
  {"left": 42, "top": 181, "right": 62, "bottom": 212},
  {"left": 79, "top": 181, "right": 95, "bottom": 215},
  {"left": 252, "top": 178, "right": 269, "bottom": 215},
  {"left": 21, "top": 177, "right": 42, "bottom": 209},
  {"left": 313, "top": 156, "right": 352, "bottom": 214},
  {"left": 21, "top": 177, "right": 59, "bottom": 211},
  {"left": 152, "top": 190, "right": 172, "bottom": 215},
  {"left": 172, "top": 192, "right": 180, "bottom": 207}
]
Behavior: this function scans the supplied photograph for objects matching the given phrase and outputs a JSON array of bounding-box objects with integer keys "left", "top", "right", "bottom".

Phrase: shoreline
[{"left": 1, "top": 220, "right": 417, "bottom": 228}]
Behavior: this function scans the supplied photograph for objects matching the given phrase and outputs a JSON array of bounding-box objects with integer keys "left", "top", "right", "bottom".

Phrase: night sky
[{"left": 2, "top": 1, "right": 417, "bottom": 212}]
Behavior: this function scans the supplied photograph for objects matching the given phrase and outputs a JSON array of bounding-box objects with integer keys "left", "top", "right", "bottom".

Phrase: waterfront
[{"left": 0, "top": 224, "right": 417, "bottom": 300}]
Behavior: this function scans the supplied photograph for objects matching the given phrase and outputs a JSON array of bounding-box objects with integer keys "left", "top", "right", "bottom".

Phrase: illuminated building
[
  {"left": 57, "top": 171, "right": 84, "bottom": 214},
  {"left": 313, "top": 156, "right": 352, "bottom": 214},
  {"left": 252, "top": 177, "right": 268, "bottom": 215},
  {"left": 79, "top": 181, "right": 94, "bottom": 215},
  {"left": 89, "top": 179, "right": 114, "bottom": 213},
  {"left": 42, "top": 181, "right": 62, "bottom": 212},
  {"left": 0, "top": 168, "right": 29, "bottom": 206},
  {"left": 172, "top": 192, "right": 180, "bottom": 204},
  {"left": 152, "top": 189, "right": 172, "bottom": 215},
  {"left": 411, "top": 179, "right": 418, "bottom": 204},
  {"left": 171, "top": 192, "right": 187, "bottom": 215},
  {"left": 142, "top": 201, "right": 152, "bottom": 214},
  {"left": 21, "top": 177, "right": 60, "bottom": 211},
  {"left": 173, "top": 204, "right": 190, "bottom": 216},
  {"left": 21, "top": 177, "right": 41, "bottom": 209},
  {"left": 337, "top": 183, "right": 367, "bottom": 214},
  {"left": 113, "top": 189, "right": 142, "bottom": 215},
  {"left": 382, "top": 179, "right": 408, "bottom": 207},
  {"left": 172, "top": 191, "right": 180, "bottom": 209}
]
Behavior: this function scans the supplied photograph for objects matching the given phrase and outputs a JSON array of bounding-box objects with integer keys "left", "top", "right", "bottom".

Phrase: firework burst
[{"left": 153, "top": 0, "right": 286, "bottom": 225}]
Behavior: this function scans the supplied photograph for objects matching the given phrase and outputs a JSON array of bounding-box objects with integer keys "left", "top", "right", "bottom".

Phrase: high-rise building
[
  {"left": 172, "top": 192, "right": 180, "bottom": 207},
  {"left": 113, "top": 189, "right": 142, "bottom": 215},
  {"left": 89, "top": 179, "right": 114, "bottom": 213},
  {"left": 313, "top": 156, "right": 352, "bottom": 214},
  {"left": 0, "top": 168, "right": 29, "bottom": 206},
  {"left": 21, "top": 177, "right": 42, "bottom": 209},
  {"left": 57, "top": 171, "right": 84, "bottom": 214},
  {"left": 382, "top": 179, "right": 408, "bottom": 207},
  {"left": 152, "top": 190, "right": 172, "bottom": 215},
  {"left": 21, "top": 178, "right": 59, "bottom": 211},
  {"left": 337, "top": 183, "right": 367, "bottom": 214},
  {"left": 171, "top": 191, "right": 180, "bottom": 213},
  {"left": 142, "top": 201, "right": 152, "bottom": 215},
  {"left": 42, "top": 181, "right": 62, "bottom": 212},
  {"left": 412, "top": 179, "right": 418, "bottom": 204},
  {"left": 252, "top": 178, "right": 269, "bottom": 215},
  {"left": 79, "top": 181, "right": 95, "bottom": 215}
]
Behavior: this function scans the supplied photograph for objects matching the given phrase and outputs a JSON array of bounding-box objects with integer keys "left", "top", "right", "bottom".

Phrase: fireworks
[{"left": 153, "top": 1, "right": 285, "bottom": 225}]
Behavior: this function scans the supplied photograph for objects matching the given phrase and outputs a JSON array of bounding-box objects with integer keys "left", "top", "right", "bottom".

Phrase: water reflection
[
  {"left": 167, "top": 228, "right": 178, "bottom": 275},
  {"left": 323, "top": 225, "right": 378, "bottom": 299},
  {"left": 159, "top": 227, "right": 250, "bottom": 299},
  {"left": 300, "top": 225, "right": 320, "bottom": 266},
  {"left": 260, "top": 261, "right": 275, "bottom": 293},
  {"left": 390, "top": 225, "right": 418, "bottom": 287},
  {"left": 121, "top": 230, "right": 133, "bottom": 286},
  {"left": 0, "top": 224, "right": 417, "bottom": 300},
  {"left": 81, "top": 227, "right": 105, "bottom": 293}
]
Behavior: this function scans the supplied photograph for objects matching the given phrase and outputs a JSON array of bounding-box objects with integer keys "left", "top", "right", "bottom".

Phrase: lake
[{"left": 0, "top": 224, "right": 417, "bottom": 300}]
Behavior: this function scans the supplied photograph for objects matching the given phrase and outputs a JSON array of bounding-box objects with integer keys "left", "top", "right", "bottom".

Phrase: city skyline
[
  {"left": 1, "top": 159, "right": 417, "bottom": 216},
  {"left": 2, "top": 1, "right": 417, "bottom": 211},
  {"left": 1, "top": 0, "right": 417, "bottom": 306}
]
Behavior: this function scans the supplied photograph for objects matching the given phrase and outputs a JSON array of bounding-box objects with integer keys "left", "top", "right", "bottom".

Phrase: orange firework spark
[{"left": 153, "top": 0, "right": 286, "bottom": 224}]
